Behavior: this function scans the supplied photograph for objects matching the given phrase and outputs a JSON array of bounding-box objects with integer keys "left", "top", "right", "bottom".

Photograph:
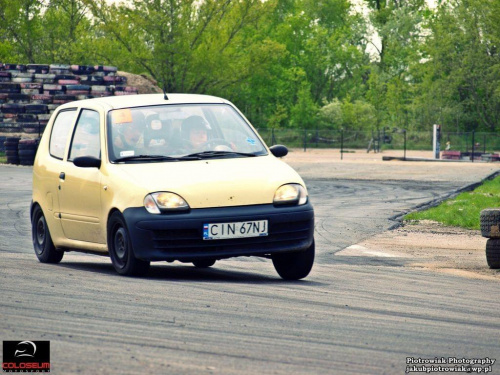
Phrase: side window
[
  {"left": 49, "top": 110, "right": 77, "bottom": 159},
  {"left": 69, "top": 109, "right": 101, "bottom": 160}
]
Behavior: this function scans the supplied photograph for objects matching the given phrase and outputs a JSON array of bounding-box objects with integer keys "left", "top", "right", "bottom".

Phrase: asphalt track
[{"left": 1, "top": 162, "right": 499, "bottom": 374}]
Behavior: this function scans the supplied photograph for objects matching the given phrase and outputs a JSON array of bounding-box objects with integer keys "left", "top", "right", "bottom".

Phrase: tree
[
  {"left": 0, "top": 0, "right": 45, "bottom": 63},
  {"left": 420, "top": 0, "right": 500, "bottom": 132},
  {"left": 363, "top": 0, "right": 428, "bottom": 131},
  {"left": 85, "top": 0, "right": 281, "bottom": 94},
  {"left": 318, "top": 99, "right": 343, "bottom": 130}
]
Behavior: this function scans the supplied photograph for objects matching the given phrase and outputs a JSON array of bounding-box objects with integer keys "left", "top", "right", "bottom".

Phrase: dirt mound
[{"left": 118, "top": 71, "right": 162, "bottom": 94}]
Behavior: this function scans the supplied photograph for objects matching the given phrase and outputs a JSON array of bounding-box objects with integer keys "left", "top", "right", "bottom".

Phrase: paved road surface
[{"left": 1, "top": 160, "right": 499, "bottom": 374}]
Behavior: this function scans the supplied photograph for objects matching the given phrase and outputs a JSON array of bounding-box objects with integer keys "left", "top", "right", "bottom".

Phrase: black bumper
[{"left": 122, "top": 202, "right": 314, "bottom": 262}]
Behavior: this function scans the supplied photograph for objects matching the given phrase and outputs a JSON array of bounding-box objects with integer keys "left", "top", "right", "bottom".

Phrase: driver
[{"left": 181, "top": 115, "right": 209, "bottom": 150}]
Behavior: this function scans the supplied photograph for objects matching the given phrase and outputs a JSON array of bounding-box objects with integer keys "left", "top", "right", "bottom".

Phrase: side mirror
[
  {"left": 73, "top": 156, "right": 101, "bottom": 168},
  {"left": 269, "top": 145, "right": 288, "bottom": 158}
]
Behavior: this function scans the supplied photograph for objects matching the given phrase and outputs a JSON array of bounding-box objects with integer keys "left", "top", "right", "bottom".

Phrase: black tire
[
  {"left": 1, "top": 104, "right": 25, "bottom": 113},
  {"left": 18, "top": 150, "right": 36, "bottom": 157},
  {"left": 18, "top": 144, "right": 38, "bottom": 150},
  {"left": 4, "top": 144, "right": 20, "bottom": 151},
  {"left": 486, "top": 239, "right": 500, "bottom": 269},
  {"left": 272, "top": 240, "right": 315, "bottom": 280},
  {"left": 107, "top": 211, "right": 150, "bottom": 276},
  {"left": 480, "top": 209, "right": 500, "bottom": 238},
  {"left": 19, "top": 158, "right": 35, "bottom": 166},
  {"left": 25, "top": 104, "right": 48, "bottom": 114},
  {"left": 32, "top": 205, "right": 64, "bottom": 263},
  {"left": 192, "top": 259, "right": 216, "bottom": 268},
  {"left": 5, "top": 150, "right": 18, "bottom": 157}
]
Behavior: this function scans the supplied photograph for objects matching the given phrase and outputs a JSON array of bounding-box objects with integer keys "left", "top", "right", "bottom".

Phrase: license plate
[{"left": 203, "top": 220, "right": 268, "bottom": 240}]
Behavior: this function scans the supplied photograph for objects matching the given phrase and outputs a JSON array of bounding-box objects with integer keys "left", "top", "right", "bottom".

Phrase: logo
[
  {"left": 2, "top": 341, "right": 50, "bottom": 373},
  {"left": 14, "top": 341, "right": 36, "bottom": 358}
]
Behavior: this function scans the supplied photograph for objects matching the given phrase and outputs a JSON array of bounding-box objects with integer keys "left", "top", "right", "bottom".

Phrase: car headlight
[
  {"left": 144, "top": 192, "right": 190, "bottom": 214},
  {"left": 273, "top": 184, "right": 307, "bottom": 206}
]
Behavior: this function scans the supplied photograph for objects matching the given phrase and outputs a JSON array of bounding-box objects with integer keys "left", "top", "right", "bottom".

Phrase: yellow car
[{"left": 31, "top": 94, "right": 314, "bottom": 279}]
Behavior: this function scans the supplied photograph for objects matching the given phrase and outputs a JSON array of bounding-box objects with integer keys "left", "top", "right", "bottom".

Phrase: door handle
[{"left": 59, "top": 172, "right": 65, "bottom": 180}]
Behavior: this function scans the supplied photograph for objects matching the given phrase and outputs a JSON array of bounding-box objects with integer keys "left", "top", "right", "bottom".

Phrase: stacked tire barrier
[
  {"left": 4, "top": 136, "right": 20, "bottom": 164},
  {"left": 479, "top": 208, "right": 500, "bottom": 269},
  {"left": 18, "top": 138, "right": 39, "bottom": 165},
  {"left": 0, "top": 63, "right": 138, "bottom": 136}
]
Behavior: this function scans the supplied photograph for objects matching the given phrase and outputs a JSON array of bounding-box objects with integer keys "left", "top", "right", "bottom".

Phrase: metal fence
[{"left": 257, "top": 128, "right": 500, "bottom": 155}]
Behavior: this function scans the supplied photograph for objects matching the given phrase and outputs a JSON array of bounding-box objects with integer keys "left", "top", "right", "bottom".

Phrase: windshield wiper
[
  {"left": 184, "top": 151, "right": 258, "bottom": 159},
  {"left": 114, "top": 154, "right": 200, "bottom": 163}
]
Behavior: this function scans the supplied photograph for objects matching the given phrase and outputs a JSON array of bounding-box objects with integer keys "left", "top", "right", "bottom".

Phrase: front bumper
[{"left": 122, "top": 202, "right": 314, "bottom": 262}]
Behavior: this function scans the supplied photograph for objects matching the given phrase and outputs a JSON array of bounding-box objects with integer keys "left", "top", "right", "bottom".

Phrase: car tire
[
  {"left": 32, "top": 205, "right": 64, "bottom": 263},
  {"left": 486, "top": 239, "right": 500, "bottom": 269},
  {"left": 272, "top": 240, "right": 315, "bottom": 280},
  {"left": 192, "top": 259, "right": 216, "bottom": 268},
  {"left": 480, "top": 209, "right": 500, "bottom": 238},
  {"left": 107, "top": 211, "right": 150, "bottom": 276}
]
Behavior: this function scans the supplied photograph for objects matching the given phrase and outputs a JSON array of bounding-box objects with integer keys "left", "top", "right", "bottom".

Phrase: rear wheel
[
  {"left": 108, "top": 212, "right": 150, "bottom": 276},
  {"left": 272, "top": 240, "right": 315, "bottom": 280},
  {"left": 192, "top": 259, "right": 216, "bottom": 268},
  {"left": 31, "top": 205, "right": 64, "bottom": 263},
  {"left": 486, "top": 239, "right": 500, "bottom": 269}
]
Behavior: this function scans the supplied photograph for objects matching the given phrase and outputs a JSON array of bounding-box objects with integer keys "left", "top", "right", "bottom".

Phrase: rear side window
[
  {"left": 68, "top": 110, "right": 101, "bottom": 160},
  {"left": 49, "top": 110, "right": 77, "bottom": 159}
]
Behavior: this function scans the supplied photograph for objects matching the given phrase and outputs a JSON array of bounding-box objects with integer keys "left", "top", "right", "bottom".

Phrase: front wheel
[
  {"left": 32, "top": 205, "right": 64, "bottom": 263},
  {"left": 192, "top": 259, "right": 216, "bottom": 268},
  {"left": 107, "top": 212, "right": 150, "bottom": 276},
  {"left": 272, "top": 240, "right": 315, "bottom": 280}
]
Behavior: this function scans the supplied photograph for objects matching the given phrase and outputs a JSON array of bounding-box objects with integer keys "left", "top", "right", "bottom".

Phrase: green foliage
[
  {"left": 341, "top": 98, "right": 377, "bottom": 131},
  {"left": 420, "top": 0, "right": 500, "bottom": 132},
  {"left": 405, "top": 176, "right": 500, "bottom": 230},
  {"left": 318, "top": 99, "right": 343, "bottom": 130},
  {"left": 290, "top": 84, "right": 319, "bottom": 128},
  {"left": 0, "top": 0, "right": 45, "bottom": 63},
  {"left": 0, "top": 0, "right": 499, "bottom": 134},
  {"left": 318, "top": 97, "right": 376, "bottom": 131}
]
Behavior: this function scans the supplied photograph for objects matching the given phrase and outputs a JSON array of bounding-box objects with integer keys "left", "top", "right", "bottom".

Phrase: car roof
[{"left": 57, "top": 93, "right": 228, "bottom": 111}]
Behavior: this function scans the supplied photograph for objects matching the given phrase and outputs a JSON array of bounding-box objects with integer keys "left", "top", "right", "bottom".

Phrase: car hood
[{"left": 116, "top": 155, "right": 305, "bottom": 209}]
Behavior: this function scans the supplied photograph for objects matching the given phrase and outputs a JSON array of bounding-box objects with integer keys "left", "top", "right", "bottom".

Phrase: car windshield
[{"left": 107, "top": 104, "right": 267, "bottom": 162}]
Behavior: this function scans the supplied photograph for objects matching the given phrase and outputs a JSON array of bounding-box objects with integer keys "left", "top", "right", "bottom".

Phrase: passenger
[
  {"left": 113, "top": 111, "right": 146, "bottom": 158},
  {"left": 145, "top": 114, "right": 170, "bottom": 151}
]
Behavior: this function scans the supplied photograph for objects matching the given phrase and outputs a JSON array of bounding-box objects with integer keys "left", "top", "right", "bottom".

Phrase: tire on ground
[
  {"left": 31, "top": 204, "right": 64, "bottom": 263},
  {"left": 485, "top": 239, "right": 500, "bottom": 269},
  {"left": 107, "top": 211, "right": 150, "bottom": 276},
  {"left": 192, "top": 259, "right": 216, "bottom": 268},
  {"left": 480, "top": 209, "right": 500, "bottom": 238},
  {"left": 6, "top": 157, "right": 19, "bottom": 165},
  {"left": 272, "top": 240, "right": 315, "bottom": 280}
]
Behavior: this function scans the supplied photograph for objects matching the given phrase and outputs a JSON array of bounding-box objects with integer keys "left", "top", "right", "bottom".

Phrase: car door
[
  {"left": 36, "top": 108, "right": 78, "bottom": 242},
  {"left": 58, "top": 108, "right": 105, "bottom": 244}
]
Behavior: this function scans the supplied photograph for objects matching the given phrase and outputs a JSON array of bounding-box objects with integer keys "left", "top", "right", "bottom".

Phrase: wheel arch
[{"left": 30, "top": 200, "right": 37, "bottom": 223}]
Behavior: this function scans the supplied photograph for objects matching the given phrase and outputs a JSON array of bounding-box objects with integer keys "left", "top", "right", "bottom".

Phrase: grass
[
  {"left": 0, "top": 152, "right": 6, "bottom": 164},
  {"left": 405, "top": 175, "right": 500, "bottom": 230}
]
